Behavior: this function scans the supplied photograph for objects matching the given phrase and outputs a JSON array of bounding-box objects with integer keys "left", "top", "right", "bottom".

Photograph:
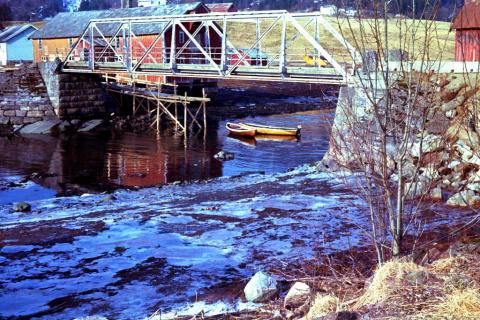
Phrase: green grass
[{"left": 225, "top": 17, "right": 455, "bottom": 64}]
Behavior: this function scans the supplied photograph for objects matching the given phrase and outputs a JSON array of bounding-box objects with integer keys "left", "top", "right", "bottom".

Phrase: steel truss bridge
[{"left": 62, "top": 10, "right": 361, "bottom": 85}]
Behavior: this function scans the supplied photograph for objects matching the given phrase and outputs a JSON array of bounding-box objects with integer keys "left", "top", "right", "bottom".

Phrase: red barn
[
  {"left": 451, "top": 0, "right": 480, "bottom": 61},
  {"left": 31, "top": 2, "right": 223, "bottom": 83}
]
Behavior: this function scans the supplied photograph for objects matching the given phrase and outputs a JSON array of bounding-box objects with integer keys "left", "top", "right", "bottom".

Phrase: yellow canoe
[{"left": 239, "top": 123, "right": 301, "bottom": 136}]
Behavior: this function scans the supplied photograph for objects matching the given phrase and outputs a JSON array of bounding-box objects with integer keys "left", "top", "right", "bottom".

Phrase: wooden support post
[
  {"left": 156, "top": 100, "right": 160, "bottom": 131},
  {"left": 183, "top": 92, "right": 187, "bottom": 140},
  {"left": 174, "top": 81, "right": 178, "bottom": 130},
  {"left": 120, "top": 88, "right": 123, "bottom": 109},
  {"left": 132, "top": 81, "right": 136, "bottom": 116},
  {"left": 202, "top": 88, "right": 207, "bottom": 132}
]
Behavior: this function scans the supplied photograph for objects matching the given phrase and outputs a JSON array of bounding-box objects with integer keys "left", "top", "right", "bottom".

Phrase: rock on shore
[
  {"left": 323, "top": 72, "right": 480, "bottom": 208},
  {"left": 244, "top": 271, "right": 278, "bottom": 302}
]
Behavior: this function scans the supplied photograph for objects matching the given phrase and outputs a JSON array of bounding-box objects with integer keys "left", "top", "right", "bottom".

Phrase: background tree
[{"left": 0, "top": 3, "right": 13, "bottom": 23}]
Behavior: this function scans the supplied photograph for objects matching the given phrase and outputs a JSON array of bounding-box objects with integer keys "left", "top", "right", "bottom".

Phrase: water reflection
[{"left": 0, "top": 110, "right": 334, "bottom": 199}]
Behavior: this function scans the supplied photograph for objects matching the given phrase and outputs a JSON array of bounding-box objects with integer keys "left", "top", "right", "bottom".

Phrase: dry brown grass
[
  {"left": 430, "top": 256, "right": 467, "bottom": 274},
  {"left": 306, "top": 294, "right": 339, "bottom": 319},
  {"left": 430, "top": 289, "right": 480, "bottom": 319},
  {"left": 355, "top": 259, "right": 423, "bottom": 307}
]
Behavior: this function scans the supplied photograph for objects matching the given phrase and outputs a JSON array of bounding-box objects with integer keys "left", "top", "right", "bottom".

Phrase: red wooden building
[
  {"left": 451, "top": 0, "right": 480, "bottom": 61},
  {"left": 31, "top": 2, "right": 223, "bottom": 83}
]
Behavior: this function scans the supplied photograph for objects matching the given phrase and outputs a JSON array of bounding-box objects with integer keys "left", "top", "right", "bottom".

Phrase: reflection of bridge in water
[
  {"left": 61, "top": 10, "right": 360, "bottom": 85},
  {"left": 0, "top": 131, "right": 222, "bottom": 195}
]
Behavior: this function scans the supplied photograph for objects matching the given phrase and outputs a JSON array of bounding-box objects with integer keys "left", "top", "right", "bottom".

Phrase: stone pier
[
  {"left": 37, "top": 60, "right": 107, "bottom": 120},
  {"left": 0, "top": 60, "right": 107, "bottom": 125}
]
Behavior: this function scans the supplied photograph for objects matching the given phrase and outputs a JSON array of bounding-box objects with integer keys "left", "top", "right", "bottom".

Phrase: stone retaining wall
[
  {"left": 0, "top": 64, "right": 56, "bottom": 125},
  {"left": 0, "top": 61, "right": 108, "bottom": 125},
  {"left": 38, "top": 60, "right": 107, "bottom": 119}
]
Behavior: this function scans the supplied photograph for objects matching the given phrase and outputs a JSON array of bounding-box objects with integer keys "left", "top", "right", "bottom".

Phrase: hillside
[
  {"left": 0, "top": 0, "right": 464, "bottom": 23},
  {"left": 227, "top": 17, "right": 455, "bottom": 62}
]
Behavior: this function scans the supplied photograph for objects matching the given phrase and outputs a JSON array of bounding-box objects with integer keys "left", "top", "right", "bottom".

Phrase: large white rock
[
  {"left": 467, "top": 183, "right": 480, "bottom": 193},
  {"left": 468, "top": 155, "right": 480, "bottom": 166},
  {"left": 405, "top": 181, "right": 429, "bottom": 199},
  {"left": 430, "top": 187, "right": 443, "bottom": 201},
  {"left": 244, "top": 271, "right": 278, "bottom": 303},
  {"left": 284, "top": 281, "right": 311, "bottom": 308},
  {"left": 447, "top": 190, "right": 480, "bottom": 208},
  {"left": 448, "top": 160, "right": 461, "bottom": 170},
  {"left": 411, "top": 135, "right": 443, "bottom": 158},
  {"left": 457, "top": 139, "right": 476, "bottom": 161}
]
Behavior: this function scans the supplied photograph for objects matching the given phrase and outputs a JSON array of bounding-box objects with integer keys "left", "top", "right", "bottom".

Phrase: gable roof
[
  {"left": 206, "top": 3, "right": 236, "bottom": 13},
  {"left": 31, "top": 2, "right": 206, "bottom": 39},
  {"left": 0, "top": 24, "right": 38, "bottom": 43},
  {"left": 452, "top": 0, "right": 480, "bottom": 30}
]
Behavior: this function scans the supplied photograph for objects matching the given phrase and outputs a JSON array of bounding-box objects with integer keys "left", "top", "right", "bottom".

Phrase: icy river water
[{"left": 0, "top": 109, "right": 464, "bottom": 319}]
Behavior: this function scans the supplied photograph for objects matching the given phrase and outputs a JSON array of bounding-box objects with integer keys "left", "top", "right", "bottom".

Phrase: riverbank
[
  {"left": 0, "top": 163, "right": 359, "bottom": 319},
  {"left": 0, "top": 159, "right": 477, "bottom": 319},
  {"left": 202, "top": 234, "right": 480, "bottom": 320}
]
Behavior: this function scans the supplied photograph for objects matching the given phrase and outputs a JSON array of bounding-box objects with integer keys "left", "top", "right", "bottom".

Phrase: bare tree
[{"left": 322, "top": 0, "right": 455, "bottom": 263}]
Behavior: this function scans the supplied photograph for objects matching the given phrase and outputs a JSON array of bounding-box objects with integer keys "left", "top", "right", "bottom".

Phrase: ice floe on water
[
  {"left": 151, "top": 300, "right": 260, "bottom": 320},
  {"left": 0, "top": 165, "right": 367, "bottom": 319}
]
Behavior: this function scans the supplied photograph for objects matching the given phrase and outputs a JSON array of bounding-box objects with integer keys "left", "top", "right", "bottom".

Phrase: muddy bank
[
  {"left": 0, "top": 162, "right": 476, "bottom": 319},
  {"left": 0, "top": 165, "right": 363, "bottom": 319}
]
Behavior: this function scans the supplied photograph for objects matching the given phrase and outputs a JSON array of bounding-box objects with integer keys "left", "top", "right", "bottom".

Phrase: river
[
  {"left": 0, "top": 107, "right": 474, "bottom": 319},
  {"left": 0, "top": 108, "right": 358, "bottom": 319},
  {"left": 0, "top": 109, "right": 333, "bottom": 202}
]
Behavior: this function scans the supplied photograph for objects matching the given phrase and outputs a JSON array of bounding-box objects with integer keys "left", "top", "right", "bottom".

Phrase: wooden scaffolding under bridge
[{"left": 104, "top": 75, "right": 210, "bottom": 138}]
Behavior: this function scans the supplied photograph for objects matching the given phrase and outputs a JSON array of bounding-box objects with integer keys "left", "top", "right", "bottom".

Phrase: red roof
[
  {"left": 206, "top": 3, "right": 236, "bottom": 13},
  {"left": 452, "top": 0, "right": 480, "bottom": 30}
]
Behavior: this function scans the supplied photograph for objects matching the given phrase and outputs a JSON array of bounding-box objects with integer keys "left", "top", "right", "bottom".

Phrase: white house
[
  {"left": 319, "top": 5, "right": 338, "bottom": 16},
  {"left": 137, "top": 0, "right": 167, "bottom": 7},
  {"left": 0, "top": 24, "right": 38, "bottom": 66}
]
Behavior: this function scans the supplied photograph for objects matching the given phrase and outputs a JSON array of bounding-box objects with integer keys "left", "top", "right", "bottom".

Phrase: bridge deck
[{"left": 64, "top": 61, "right": 345, "bottom": 84}]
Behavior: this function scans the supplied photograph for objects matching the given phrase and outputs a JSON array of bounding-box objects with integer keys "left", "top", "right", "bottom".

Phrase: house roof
[
  {"left": 0, "top": 24, "right": 38, "bottom": 43},
  {"left": 31, "top": 2, "right": 206, "bottom": 39},
  {"left": 451, "top": 0, "right": 480, "bottom": 30},
  {"left": 206, "top": 3, "right": 236, "bottom": 13}
]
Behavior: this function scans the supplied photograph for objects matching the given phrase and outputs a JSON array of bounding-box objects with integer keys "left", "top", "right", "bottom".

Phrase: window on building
[
  {"left": 116, "top": 37, "right": 120, "bottom": 48},
  {"left": 179, "top": 31, "right": 185, "bottom": 44},
  {"left": 38, "top": 39, "right": 43, "bottom": 50},
  {"left": 68, "top": 38, "right": 74, "bottom": 48}
]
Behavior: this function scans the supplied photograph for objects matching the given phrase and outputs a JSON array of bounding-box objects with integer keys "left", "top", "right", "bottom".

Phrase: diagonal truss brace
[{"left": 177, "top": 22, "right": 222, "bottom": 75}]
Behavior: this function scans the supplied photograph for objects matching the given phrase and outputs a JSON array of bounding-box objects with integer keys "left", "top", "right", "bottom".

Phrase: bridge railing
[{"left": 62, "top": 10, "right": 361, "bottom": 84}]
